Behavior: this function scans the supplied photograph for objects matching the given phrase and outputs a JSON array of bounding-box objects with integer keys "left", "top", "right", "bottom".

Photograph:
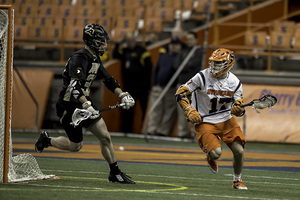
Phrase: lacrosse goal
[{"left": 0, "top": 5, "right": 55, "bottom": 183}]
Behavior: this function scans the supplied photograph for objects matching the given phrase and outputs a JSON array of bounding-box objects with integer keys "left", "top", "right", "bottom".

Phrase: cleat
[
  {"left": 233, "top": 179, "right": 248, "bottom": 190},
  {"left": 108, "top": 171, "right": 135, "bottom": 184},
  {"left": 206, "top": 155, "right": 218, "bottom": 174},
  {"left": 35, "top": 131, "right": 50, "bottom": 153}
]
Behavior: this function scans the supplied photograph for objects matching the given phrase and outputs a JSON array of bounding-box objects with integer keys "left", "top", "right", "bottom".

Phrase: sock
[
  {"left": 233, "top": 174, "right": 242, "bottom": 181},
  {"left": 109, "top": 162, "right": 120, "bottom": 174},
  {"left": 47, "top": 137, "right": 52, "bottom": 146}
]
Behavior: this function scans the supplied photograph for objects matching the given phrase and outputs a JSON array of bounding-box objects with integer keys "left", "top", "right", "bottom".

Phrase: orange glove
[
  {"left": 184, "top": 107, "right": 202, "bottom": 124},
  {"left": 230, "top": 99, "right": 245, "bottom": 116},
  {"left": 175, "top": 85, "right": 191, "bottom": 110}
]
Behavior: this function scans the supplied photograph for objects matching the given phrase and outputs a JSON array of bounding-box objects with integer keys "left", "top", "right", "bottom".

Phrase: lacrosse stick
[
  {"left": 70, "top": 109, "right": 92, "bottom": 127},
  {"left": 202, "top": 94, "right": 277, "bottom": 118},
  {"left": 70, "top": 103, "right": 125, "bottom": 127},
  {"left": 99, "top": 103, "right": 125, "bottom": 112}
]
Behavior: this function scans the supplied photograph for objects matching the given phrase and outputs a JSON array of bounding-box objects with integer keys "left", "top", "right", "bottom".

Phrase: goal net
[{"left": 0, "top": 5, "right": 55, "bottom": 183}]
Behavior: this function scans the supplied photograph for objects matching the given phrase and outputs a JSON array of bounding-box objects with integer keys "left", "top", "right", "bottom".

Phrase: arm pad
[{"left": 103, "top": 76, "right": 121, "bottom": 93}]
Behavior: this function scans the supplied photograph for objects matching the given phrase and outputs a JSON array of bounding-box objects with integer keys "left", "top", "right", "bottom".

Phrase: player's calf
[
  {"left": 206, "top": 148, "right": 221, "bottom": 174},
  {"left": 206, "top": 155, "right": 218, "bottom": 174}
]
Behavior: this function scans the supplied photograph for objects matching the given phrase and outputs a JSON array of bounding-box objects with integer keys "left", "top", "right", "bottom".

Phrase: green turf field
[{"left": 1, "top": 132, "right": 299, "bottom": 200}]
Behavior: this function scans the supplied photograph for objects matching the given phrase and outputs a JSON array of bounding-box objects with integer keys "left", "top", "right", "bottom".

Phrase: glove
[
  {"left": 119, "top": 92, "right": 135, "bottom": 110},
  {"left": 184, "top": 106, "right": 202, "bottom": 124},
  {"left": 175, "top": 85, "right": 191, "bottom": 110},
  {"left": 82, "top": 101, "right": 100, "bottom": 119},
  {"left": 230, "top": 99, "right": 245, "bottom": 117}
]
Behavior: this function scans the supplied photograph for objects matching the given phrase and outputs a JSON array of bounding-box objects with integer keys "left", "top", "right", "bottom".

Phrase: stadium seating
[
  {"left": 6, "top": 0, "right": 299, "bottom": 65},
  {"left": 18, "top": 4, "right": 39, "bottom": 16},
  {"left": 181, "top": 0, "right": 194, "bottom": 11},
  {"left": 34, "top": 17, "right": 55, "bottom": 27},
  {"left": 63, "top": 26, "right": 83, "bottom": 42},
  {"left": 47, "top": 25, "right": 63, "bottom": 41},
  {"left": 145, "top": 18, "right": 163, "bottom": 33},
  {"left": 14, "top": 16, "right": 34, "bottom": 26},
  {"left": 97, "top": 18, "right": 112, "bottom": 31},
  {"left": 75, "top": 0, "right": 94, "bottom": 7},
  {"left": 38, "top": 5, "right": 58, "bottom": 17},
  {"left": 245, "top": 31, "right": 267, "bottom": 48},
  {"left": 272, "top": 21, "right": 295, "bottom": 35},
  {"left": 27, "top": 26, "right": 48, "bottom": 40},
  {"left": 0, "top": 0, "right": 14, "bottom": 5},
  {"left": 75, "top": 18, "right": 97, "bottom": 27},
  {"left": 269, "top": 21, "right": 295, "bottom": 49},
  {"left": 14, "top": 25, "right": 28, "bottom": 40},
  {"left": 75, "top": 6, "right": 96, "bottom": 18},
  {"left": 270, "top": 31, "right": 292, "bottom": 49},
  {"left": 52, "top": 0, "right": 71, "bottom": 6}
]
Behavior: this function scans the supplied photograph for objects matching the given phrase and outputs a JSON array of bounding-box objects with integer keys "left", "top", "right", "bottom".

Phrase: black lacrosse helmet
[{"left": 83, "top": 24, "right": 110, "bottom": 56}]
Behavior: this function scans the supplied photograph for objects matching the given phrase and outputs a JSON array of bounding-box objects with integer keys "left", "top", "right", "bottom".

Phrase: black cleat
[
  {"left": 108, "top": 171, "right": 135, "bottom": 184},
  {"left": 35, "top": 131, "right": 50, "bottom": 153}
]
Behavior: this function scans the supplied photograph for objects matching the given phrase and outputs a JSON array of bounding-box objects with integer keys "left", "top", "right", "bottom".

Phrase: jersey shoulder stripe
[
  {"left": 199, "top": 71, "right": 206, "bottom": 88},
  {"left": 234, "top": 81, "right": 241, "bottom": 93}
]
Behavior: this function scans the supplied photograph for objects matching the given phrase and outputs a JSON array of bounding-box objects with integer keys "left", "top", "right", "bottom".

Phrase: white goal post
[
  {"left": 0, "top": 5, "right": 55, "bottom": 183},
  {"left": 0, "top": 4, "right": 14, "bottom": 184}
]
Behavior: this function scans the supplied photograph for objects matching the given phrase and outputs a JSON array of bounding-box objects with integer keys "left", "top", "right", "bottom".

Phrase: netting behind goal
[{"left": 0, "top": 5, "right": 55, "bottom": 183}]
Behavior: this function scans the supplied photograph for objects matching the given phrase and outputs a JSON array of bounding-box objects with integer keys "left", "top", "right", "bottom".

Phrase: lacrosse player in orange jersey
[{"left": 175, "top": 48, "right": 248, "bottom": 190}]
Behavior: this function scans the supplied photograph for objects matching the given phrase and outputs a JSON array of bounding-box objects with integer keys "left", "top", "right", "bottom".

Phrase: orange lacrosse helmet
[{"left": 209, "top": 48, "right": 235, "bottom": 78}]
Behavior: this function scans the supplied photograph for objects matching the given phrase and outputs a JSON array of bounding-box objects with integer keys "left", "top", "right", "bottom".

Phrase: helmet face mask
[
  {"left": 209, "top": 60, "right": 228, "bottom": 77},
  {"left": 209, "top": 48, "right": 235, "bottom": 78},
  {"left": 91, "top": 39, "right": 108, "bottom": 56},
  {"left": 83, "top": 24, "right": 110, "bottom": 56}
]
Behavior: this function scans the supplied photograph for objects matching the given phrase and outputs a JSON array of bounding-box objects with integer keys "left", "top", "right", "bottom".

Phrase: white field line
[
  {"left": 42, "top": 169, "right": 300, "bottom": 186},
  {"left": 10, "top": 169, "right": 296, "bottom": 200},
  {"left": 14, "top": 182, "right": 290, "bottom": 200},
  {"left": 135, "top": 191, "right": 289, "bottom": 200},
  {"left": 22, "top": 183, "right": 105, "bottom": 191},
  {"left": 224, "top": 173, "right": 299, "bottom": 181}
]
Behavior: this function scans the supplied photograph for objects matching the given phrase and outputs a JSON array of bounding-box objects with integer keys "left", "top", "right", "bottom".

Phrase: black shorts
[{"left": 56, "top": 100, "right": 102, "bottom": 143}]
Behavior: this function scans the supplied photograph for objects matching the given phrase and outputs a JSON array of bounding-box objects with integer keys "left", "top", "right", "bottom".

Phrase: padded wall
[
  {"left": 12, "top": 69, "right": 54, "bottom": 130},
  {"left": 236, "top": 84, "right": 300, "bottom": 144}
]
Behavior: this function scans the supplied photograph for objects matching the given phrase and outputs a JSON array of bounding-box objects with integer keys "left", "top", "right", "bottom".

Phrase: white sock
[{"left": 233, "top": 174, "right": 242, "bottom": 181}]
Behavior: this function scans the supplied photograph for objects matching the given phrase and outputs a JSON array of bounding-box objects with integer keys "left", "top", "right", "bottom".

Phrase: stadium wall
[
  {"left": 12, "top": 69, "right": 54, "bottom": 130},
  {"left": 236, "top": 84, "right": 300, "bottom": 144}
]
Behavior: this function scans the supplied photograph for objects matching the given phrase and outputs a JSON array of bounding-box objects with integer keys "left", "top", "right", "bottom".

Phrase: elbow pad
[
  {"left": 69, "top": 79, "right": 84, "bottom": 100},
  {"left": 175, "top": 85, "right": 192, "bottom": 110},
  {"left": 103, "top": 76, "right": 120, "bottom": 93}
]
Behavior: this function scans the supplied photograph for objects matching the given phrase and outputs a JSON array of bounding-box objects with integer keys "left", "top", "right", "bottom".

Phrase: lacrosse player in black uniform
[{"left": 35, "top": 24, "right": 136, "bottom": 184}]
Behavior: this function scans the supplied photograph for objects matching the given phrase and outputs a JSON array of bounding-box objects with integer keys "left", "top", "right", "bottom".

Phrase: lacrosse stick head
[
  {"left": 70, "top": 108, "right": 92, "bottom": 127},
  {"left": 252, "top": 94, "right": 277, "bottom": 113}
]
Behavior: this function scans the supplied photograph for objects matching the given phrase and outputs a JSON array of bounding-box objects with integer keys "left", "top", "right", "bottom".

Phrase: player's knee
[
  {"left": 209, "top": 147, "right": 222, "bottom": 160},
  {"left": 232, "top": 147, "right": 244, "bottom": 158},
  {"left": 99, "top": 132, "right": 112, "bottom": 145},
  {"left": 69, "top": 142, "right": 83, "bottom": 152},
  {"left": 231, "top": 142, "right": 244, "bottom": 157}
]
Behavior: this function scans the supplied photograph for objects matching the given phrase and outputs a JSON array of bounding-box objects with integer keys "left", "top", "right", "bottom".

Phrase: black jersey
[{"left": 58, "top": 48, "right": 112, "bottom": 104}]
